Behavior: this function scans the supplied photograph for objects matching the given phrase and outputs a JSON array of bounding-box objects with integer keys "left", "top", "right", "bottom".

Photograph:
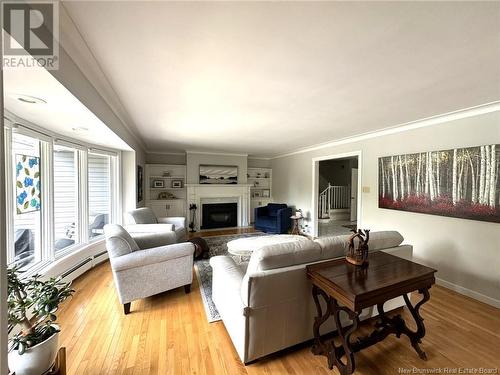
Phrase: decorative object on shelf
[
  {"left": 162, "top": 171, "right": 171, "bottom": 177},
  {"left": 264, "top": 172, "right": 270, "bottom": 178},
  {"left": 253, "top": 191, "right": 261, "bottom": 198},
  {"left": 7, "top": 267, "right": 74, "bottom": 375},
  {"left": 199, "top": 165, "right": 238, "bottom": 184},
  {"left": 346, "top": 229, "right": 370, "bottom": 266},
  {"left": 171, "top": 180, "right": 183, "bottom": 188},
  {"left": 262, "top": 189, "right": 270, "bottom": 198},
  {"left": 157, "top": 191, "right": 176, "bottom": 200},
  {"left": 153, "top": 180, "right": 164, "bottom": 188},
  {"left": 137, "top": 165, "right": 143, "bottom": 203},
  {"left": 379, "top": 144, "right": 499, "bottom": 223},
  {"left": 189, "top": 203, "right": 197, "bottom": 232},
  {"left": 254, "top": 181, "right": 260, "bottom": 186},
  {"left": 15, "top": 154, "right": 41, "bottom": 214}
]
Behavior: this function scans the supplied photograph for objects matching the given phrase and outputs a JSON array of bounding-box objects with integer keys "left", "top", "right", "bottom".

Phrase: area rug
[{"left": 194, "top": 232, "right": 265, "bottom": 323}]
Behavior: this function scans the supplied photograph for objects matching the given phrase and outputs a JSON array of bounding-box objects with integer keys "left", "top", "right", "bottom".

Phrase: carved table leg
[
  {"left": 331, "top": 299, "right": 360, "bottom": 375},
  {"left": 402, "top": 288, "right": 430, "bottom": 360},
  {"left": 311, "top": 285, "right": 334, "bottom": 365}
]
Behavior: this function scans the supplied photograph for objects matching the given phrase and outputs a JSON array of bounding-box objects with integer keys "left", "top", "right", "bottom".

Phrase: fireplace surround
[
  {"left": 201, "top": 202, "right": 238, "bottom": 229},
  {"left": 186, "top": 184, "right": 252, "bottom": 231}
]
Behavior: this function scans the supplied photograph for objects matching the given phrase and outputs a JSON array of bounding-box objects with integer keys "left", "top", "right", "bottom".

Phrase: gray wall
[
  {"left": 186, "top": 153, "right": 248, "bottom": 184},
  {"left": 248, "top": 158, "right": 272, "bottom": 168},
  {"left": 272, "top": 111, "right": 500, "bottom": 305},
  {"left": 146, "top": 152, "right": 187, "bottom": 165}
]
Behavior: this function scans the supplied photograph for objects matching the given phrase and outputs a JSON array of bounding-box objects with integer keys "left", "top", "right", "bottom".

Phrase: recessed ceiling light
[
  {"left": 9, "top": 94, "right": 47, "bottom": 105},
  {"left": 72, "top": 126, "right": 89, "bottom": 132}
]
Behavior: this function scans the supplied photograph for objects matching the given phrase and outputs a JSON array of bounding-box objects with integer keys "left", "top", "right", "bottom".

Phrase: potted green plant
[{"left": 7, "top": 267, "right": 74, "bottom": 375}]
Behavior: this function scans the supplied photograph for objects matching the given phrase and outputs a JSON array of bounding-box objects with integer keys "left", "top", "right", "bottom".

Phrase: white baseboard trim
[{"left": 436, "top": 277, "right": 500, "bottom": 309}]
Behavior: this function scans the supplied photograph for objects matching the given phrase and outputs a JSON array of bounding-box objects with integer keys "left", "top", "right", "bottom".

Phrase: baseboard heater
[{"left": 61, "top": 250, "right": 109, "bottom": 280}]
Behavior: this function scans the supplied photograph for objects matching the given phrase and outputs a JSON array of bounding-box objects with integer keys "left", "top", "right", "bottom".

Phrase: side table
[{"left": 306, "top": 252, "right": 436, "bottom": 375}]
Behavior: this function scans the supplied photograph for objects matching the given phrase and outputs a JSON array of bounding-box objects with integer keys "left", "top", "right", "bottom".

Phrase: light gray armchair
[
  {"left": 104, "top": 224, "right": 194, "bottom": 314},
  {"left": 126, "top": 207, "right": 187, "bottom": 242}
]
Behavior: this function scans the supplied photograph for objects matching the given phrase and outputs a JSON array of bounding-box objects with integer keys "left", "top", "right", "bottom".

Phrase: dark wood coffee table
[{"left": 306, "top": 252, "right": 436, "bottom": 375}]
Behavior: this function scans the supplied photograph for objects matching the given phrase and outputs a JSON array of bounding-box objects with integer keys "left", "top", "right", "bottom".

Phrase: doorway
[{"left": 312, "top": 151, "right": 361, "bottom": 238}]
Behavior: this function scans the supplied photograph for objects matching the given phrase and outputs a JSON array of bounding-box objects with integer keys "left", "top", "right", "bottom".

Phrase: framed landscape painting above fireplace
[
  {"left": 379, "top": 144, "right": 499, "bottom": 223},
  {"left": 199, "top": 165, "right": 238, "bottom": 184}
]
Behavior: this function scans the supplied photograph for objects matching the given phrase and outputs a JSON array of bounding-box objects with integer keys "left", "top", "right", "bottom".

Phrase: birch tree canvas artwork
[{"left": 379, "top": 144, "right": 500, "bottom": 223}]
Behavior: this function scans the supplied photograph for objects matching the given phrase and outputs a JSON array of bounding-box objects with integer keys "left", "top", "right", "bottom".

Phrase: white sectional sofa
[{"left": 210, "top": 231, "right": 412, "bottom": 364}]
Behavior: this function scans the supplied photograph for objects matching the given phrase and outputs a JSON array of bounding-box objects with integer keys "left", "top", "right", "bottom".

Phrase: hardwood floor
[{"left": 57, "top": 232, "right": 500, "bottom": 374}]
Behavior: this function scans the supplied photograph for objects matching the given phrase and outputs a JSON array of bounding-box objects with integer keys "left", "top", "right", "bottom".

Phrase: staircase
[{"left": 319, "top": 184, "right": 350, "bottom": 220}]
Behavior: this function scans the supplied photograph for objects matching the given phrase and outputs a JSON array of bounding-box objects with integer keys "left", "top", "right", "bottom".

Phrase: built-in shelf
[
  {"left": 145, "top": 164, "right": 187, "bottom": 218},
  {"left": 248, "top": 167, "right": 273, "bottom": 201},
  {"left": 248, "top": 166, "right": 273, "bottom": 224}
]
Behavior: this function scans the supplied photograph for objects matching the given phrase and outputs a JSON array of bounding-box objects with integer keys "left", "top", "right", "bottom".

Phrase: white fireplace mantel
[{"left": 186, "top": 184, "right": 252, "bottom": 230}]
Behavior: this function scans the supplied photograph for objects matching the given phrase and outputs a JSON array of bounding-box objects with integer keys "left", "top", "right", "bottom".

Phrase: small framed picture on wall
[
  {"left": 153, "top": 180, "right": 164, "bottom": 188},
  {"left": 262, "top": 189, "right": 270, "bottom": 198},
  {"left": 172, "top": 180, "right": 183, "bottom": 188}
]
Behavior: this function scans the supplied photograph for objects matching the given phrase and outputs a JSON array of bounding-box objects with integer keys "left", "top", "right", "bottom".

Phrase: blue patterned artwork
[{"left": 15, "top": 154, "right": 41, "bottom": 214}]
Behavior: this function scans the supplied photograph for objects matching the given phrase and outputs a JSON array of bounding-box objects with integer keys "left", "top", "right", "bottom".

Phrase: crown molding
[
  {"left": 271, "top": 101, "right": 500, "bottom": 160},
  {"left": 146, "top": 151, "right": 186, "bottom": 156},
  {"left": 186, "top": 150, "right": 249, "bottom": 157},
  {"left": 248, "top": 156, "right": 272, "bottom": 160}
]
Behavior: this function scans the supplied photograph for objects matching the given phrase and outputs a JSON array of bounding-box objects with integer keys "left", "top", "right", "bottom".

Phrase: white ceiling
[
  {"left": 3, "top": 40, "right": 132, "bottom": 150},
  {"left": 62, "top": 1, "right": 500, "bottom": 157}
]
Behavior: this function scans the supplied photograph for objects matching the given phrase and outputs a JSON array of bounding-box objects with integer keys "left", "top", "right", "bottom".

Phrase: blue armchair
[{"left": 254, "top": 203, "right": 292, "bottom": 234}]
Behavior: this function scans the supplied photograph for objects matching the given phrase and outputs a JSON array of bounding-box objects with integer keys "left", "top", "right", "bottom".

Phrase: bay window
[
  {"left": 4, "top": 123, "right": 120, "bottom": 272},
  {"left": 88, "top": 153, "right": 111, "bottom": 239},
  {"left": 10, "top": 132, "right": 44, "bottom": 269},
  {"left": 53, "top": 145, "right": 80, "bottom": 254}
]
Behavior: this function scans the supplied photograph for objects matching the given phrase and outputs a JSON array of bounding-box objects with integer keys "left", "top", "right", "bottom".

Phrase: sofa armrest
[
  {"left": 210, "top": 256, "right": 246, "bottom": 296},
  {"left": 277, "top": 207, "right": 293, "bottom": 232},
  {"left": 111, "top": 242, "right": 194, "bottom": 272},
  {"left": 158, "top": 217, "right": 186, "bottom": 229}
]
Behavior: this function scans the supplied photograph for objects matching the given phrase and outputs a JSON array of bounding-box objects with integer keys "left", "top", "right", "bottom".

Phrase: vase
[{"left": 8, "top": 332, "right": 59, "bottom": 375}]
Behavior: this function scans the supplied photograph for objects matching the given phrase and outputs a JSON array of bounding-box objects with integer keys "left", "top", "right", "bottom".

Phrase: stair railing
[{"left": 318, "top": 184, "right": 351, "bottom": 219}]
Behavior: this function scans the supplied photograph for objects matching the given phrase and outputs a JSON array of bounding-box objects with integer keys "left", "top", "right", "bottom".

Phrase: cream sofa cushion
[
  {"left": 314, "top": 230, "right": 404, "bottom": 260},
  {"left": 368, "top": 230, "right": 404, "bottom": 250},
  {"left": 246, "top": 240, "right": 321, "bottom": 273}
]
